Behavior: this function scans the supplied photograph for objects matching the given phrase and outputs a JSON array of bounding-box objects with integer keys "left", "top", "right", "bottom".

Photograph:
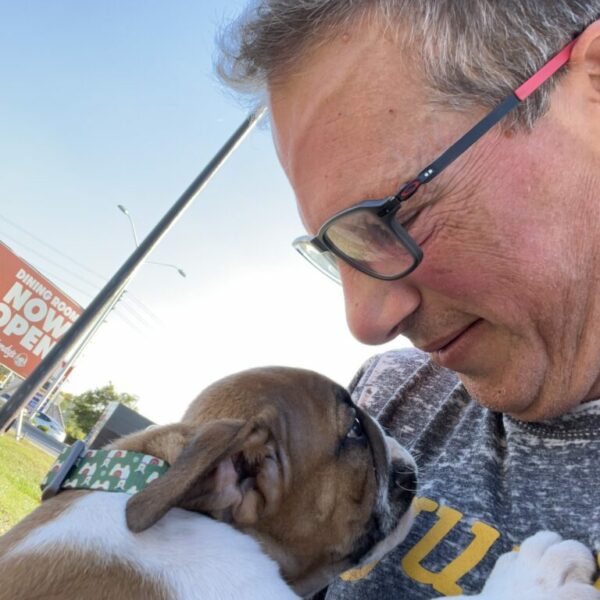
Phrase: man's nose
[{"left": 340, "top": 264, "right": 421, "bottom": 345}]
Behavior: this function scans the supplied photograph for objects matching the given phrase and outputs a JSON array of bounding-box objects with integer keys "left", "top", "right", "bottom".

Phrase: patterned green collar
[{"left": 41, "top": 441, "right": 170, "bottom": 501}]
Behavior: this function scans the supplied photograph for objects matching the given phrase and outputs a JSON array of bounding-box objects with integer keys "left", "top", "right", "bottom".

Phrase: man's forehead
[
  {"left": 268, "top": 22, "right": 429, "bottom": 146},
  {"left": 269, "top": 80, "right": 441, "bottom": 231}
]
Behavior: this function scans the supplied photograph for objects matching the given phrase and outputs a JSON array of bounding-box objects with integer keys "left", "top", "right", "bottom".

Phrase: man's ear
[
  {"left": 125, "top": 406, "right": 288, "bottom": 533},
  {"left": 569, "top": 20, "right": 600, "bottom": 94}
]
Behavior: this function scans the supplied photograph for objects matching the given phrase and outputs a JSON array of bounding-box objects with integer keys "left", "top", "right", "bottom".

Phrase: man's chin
[{"left": 458, "top": 373, "right": 544, "bottom": 420}]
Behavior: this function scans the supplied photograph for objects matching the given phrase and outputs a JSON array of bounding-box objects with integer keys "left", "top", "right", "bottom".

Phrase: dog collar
[{"left": 41, "top": 441, "right": 170, "bottom": 501}]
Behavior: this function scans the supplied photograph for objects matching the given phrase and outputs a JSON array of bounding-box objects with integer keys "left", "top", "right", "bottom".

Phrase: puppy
[{"left": 0, "top": 366, "right": 417, "bottom": 599}]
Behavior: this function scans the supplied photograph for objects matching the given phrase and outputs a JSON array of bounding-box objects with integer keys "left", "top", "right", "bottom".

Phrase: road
[{"left": 17, "top": 422, "right": 66, "bottom": 457}]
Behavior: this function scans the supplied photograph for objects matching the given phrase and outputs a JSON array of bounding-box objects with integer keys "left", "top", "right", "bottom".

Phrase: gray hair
[{"left": 216, "top": 0, "right": 600, "bottom": 129}]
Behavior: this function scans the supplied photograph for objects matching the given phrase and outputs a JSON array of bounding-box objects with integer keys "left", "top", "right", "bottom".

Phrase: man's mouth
[
  {"left": 420, "top": 320, "right": 484, "bottom": 369},
  {"left": 420, "top": 321, "right": 478, "bottom": 353}
]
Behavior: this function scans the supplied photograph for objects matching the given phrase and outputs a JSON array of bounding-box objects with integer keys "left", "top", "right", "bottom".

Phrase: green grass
[{"left": 0, "top": 432, "right": 55, "bottom": 535}]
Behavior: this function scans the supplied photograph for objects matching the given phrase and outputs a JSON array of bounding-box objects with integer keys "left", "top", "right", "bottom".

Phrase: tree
[{"left": 64, "top": 383, "right": 138, "bottom": 442}]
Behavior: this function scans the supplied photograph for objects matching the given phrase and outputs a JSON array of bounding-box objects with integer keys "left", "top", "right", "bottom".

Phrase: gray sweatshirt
[{"left": 325, "top": 349, "right": 600, "bottom": 599}]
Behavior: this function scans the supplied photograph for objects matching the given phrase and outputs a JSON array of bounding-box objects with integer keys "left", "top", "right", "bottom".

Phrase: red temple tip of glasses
[{"left": 514, "top": 39, "right": 577, "bottom": 101}]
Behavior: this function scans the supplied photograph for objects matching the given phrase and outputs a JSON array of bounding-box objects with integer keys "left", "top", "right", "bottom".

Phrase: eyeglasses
[{"left": 292, "top": 36, "right": 578, "bottom": 284}]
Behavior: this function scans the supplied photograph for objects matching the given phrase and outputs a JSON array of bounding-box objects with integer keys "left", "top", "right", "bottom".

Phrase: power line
[
  {"left": 0, "top": 233, "right": 151, "bottom": 334},
  {"left": 29, "top": 267, "right": 148, "bottom": 335},
  {"left": 0, "top": 229, "right": 104, "bottom": 295},
  {"left": 0, "top": 213, "right": 163, "bottom": 326},
  {"left": 1, "top": 212, "right": 106, "bottom": 283}
]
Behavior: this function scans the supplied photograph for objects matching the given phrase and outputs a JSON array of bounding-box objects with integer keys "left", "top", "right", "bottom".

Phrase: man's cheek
[{"left": 415, "top": 236, "right": 508, "bottom": 301}]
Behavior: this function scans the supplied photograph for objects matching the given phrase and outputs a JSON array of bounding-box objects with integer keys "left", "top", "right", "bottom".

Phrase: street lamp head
[{"left": 117, "top": 205, "right": 185, "bottom": 278}]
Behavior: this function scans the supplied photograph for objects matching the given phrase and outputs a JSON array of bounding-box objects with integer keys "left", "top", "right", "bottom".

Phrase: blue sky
[{"left": 0, "top": 1, "right": 408, "bottom": 423}]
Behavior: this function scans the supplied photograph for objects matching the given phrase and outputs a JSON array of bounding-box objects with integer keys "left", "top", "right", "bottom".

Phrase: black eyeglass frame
[
  {"left": 294, "top": 36, "right": 578, "bottom": 282},
  {"left": 305, "top": 196, "right": 425, "bottom": 281}
]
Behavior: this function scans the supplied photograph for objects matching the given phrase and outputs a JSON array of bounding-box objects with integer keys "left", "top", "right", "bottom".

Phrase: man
[{"left": 217, "top": 1, "right": 600, "bottom": 597}]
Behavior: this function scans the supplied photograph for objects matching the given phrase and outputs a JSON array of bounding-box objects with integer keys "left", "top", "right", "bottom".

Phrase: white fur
[
  {"left": 362, "top": 502, "right": 416, "bottom": 567},
  {"left": 360, "top": 436, "right": 417, "bottom": 565},
  {"left": 439, "top": 531, "right": 600, "bottom": 600},
  {"left": 7, "top": 492, "right": 299, "bottom": 600}
]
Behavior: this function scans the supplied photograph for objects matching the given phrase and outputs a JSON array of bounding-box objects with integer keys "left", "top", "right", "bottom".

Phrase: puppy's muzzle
[
  {"left": 387, "top": 438, "right": 418, "bottom": 521},
  {"left": 351, "top": 408, "right": 417, "bottom": 566}
]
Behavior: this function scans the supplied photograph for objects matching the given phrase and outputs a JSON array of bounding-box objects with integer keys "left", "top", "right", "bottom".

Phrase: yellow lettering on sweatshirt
[
  {"left": 341, "top": 496, "right": 500, "bottom": 593},
  {"left": 401, "top": 498, "right": 500, "bottom": 596}
]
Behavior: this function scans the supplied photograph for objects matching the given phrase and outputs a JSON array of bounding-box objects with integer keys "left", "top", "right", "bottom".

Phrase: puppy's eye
[{"left": 346, "top": 417, "right": 365, "bottom": 440}]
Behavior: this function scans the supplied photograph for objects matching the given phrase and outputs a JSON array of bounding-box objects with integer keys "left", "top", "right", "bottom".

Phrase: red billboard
[{"left": 0, "top": 241, "right": 83, "bottom": 378}]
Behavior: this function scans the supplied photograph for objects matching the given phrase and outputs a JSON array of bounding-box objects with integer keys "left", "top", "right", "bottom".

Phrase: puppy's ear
[
  {"left": 106, "top": 423, "right": 193, "bottom": 466},
  {"left": 126, "top": 407, "right": 288, "bottom": 533}
]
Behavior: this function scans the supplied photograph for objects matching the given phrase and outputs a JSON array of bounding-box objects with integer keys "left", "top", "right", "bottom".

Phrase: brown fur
[
  {"left": 0, "top": 366, "right": 414, "bottom": 599},
  {"left": 0, "top": 549, "right": 169, "bottom": 600},
  {"left": 0, "top": 490, "right": 85, "bottom": 556},
  {"left": 118, "top": 367, "right": 394, "bottom": 595},
  {"left": 0, "top": 491, "right": 168, "bottom": 600}
]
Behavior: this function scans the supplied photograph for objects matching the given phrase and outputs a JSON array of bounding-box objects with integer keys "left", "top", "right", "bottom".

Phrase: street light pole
[
  {"left": 0, "top": 107, "right": 267, "bottom": 433},
  {"left": 118, "top": 205, "right": 186, "bottom": 277},
  {"left": 117, "top": 205, "right": 140, "bottom": 246},
  {"left": 32, "top": 203, "right": 186, "bottom": 418}
]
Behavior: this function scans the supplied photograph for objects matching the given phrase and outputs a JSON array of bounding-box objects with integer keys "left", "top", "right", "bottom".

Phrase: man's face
[{"left": 268, "top": 23, "right": 600, "bottom": 421}]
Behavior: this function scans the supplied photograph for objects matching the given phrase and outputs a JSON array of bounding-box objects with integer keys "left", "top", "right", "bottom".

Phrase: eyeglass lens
[{"left": 324, "top": 209, "right": 415, "bottom": 278}]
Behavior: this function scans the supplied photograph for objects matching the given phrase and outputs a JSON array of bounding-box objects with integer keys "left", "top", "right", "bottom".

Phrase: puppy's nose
[
  {"left": 389, "top": 461, "right": 417, "bottom": 506},
  {"left": 384, "top": 437, "right": 417, "bottom": 505}
]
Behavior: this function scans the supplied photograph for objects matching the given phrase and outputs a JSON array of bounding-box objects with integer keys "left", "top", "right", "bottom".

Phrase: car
[{"left": 30, "top": 411, "right": 67, "bottom": 443}]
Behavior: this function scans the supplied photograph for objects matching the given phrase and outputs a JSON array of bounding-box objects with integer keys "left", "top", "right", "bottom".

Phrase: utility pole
[{"left": 0, "top": 108, "right": 266, "bottom": 433}]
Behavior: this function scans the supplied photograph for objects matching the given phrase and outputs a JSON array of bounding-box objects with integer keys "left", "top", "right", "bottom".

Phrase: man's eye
[{"left": 347, "top": 417, "right": 365, "bottom": 440}]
